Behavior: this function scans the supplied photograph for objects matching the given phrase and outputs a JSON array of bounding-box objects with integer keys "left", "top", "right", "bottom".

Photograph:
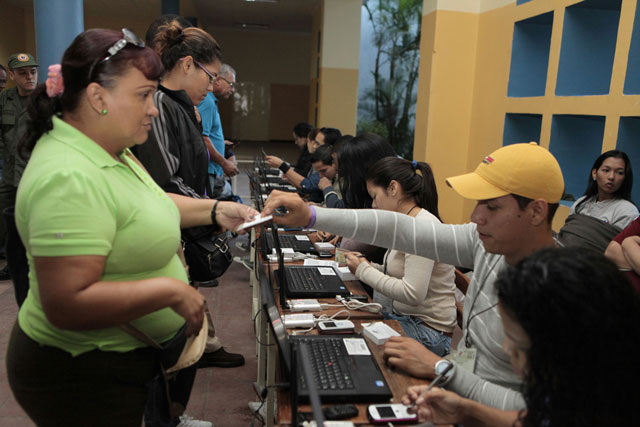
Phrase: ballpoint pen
[{"left": 408, "top": 362, "right": 454, "bottom": 409}]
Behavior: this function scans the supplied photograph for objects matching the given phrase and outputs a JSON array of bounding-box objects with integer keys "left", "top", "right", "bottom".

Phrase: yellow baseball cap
[{"left": 446, "top": 142, "right": 564, "bottom": 203}]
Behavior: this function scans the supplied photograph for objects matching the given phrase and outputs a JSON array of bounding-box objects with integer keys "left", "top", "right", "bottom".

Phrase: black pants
[
  {"left": 7, "top": 322, "right": 158, "bottom": 427},
  {"left": 3, "top": 207, "right": 28, "bottom": 306}
]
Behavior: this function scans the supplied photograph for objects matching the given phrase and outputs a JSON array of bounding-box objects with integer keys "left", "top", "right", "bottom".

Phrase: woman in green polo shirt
[{"left": 5, "top": 29, "right": 255, "bottom": 427}]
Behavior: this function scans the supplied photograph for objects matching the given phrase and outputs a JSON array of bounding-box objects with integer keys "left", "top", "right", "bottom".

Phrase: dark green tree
[{"left": 358, "top": 0, "right": 422, "bottom": 158}]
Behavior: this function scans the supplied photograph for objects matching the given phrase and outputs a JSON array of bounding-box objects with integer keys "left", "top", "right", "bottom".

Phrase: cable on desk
[
  {"left": 290, "top": 251, "right": 318, "bottom": 260},
  {"left": 249, "top": 383, "right": 291, "bottom": 427},
  {"left": 290, "top": 309, "right": 351, "bottom": 335},
  {"left": 330, "top": 295, "right": 383, "bottom": 313}
]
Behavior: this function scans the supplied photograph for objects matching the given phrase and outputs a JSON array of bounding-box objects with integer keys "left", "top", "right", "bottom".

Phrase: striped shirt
[{"left": 314, "top": 207, "right": 526, "bottom": 410}]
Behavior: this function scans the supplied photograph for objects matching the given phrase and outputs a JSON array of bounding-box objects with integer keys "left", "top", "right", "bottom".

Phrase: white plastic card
[
  {"left": 317, "top": 267, "right": 336, "bottom": 276},
  {"left": 295, "top": 235, "right": 310, "bottom": 241},
  {"left": 303, "top": 259, "right": 337, "bottom": 267},
  {"left": 236, "top": 214, "right": 273, "bottom": 231},
  {"left": 272, "top": 248, "right": 294, "bottom": 254},
  {"left": 343, "top": 338, "right": 371, "bottom": 356}
]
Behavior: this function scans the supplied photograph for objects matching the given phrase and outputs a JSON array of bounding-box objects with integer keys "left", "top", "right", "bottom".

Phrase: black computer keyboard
[
  {"left": 280, "top": 234, "right": 303, "bottom": 249},
  {"left": 288, "top": 268, "right": 324, "bottom": 291},
  {"left": 298, "top": 338, "right": 354, "bottom": 390}
]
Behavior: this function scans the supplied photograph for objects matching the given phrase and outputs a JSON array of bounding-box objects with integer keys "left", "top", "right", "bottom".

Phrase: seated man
[
  {"left": 263, "top": 142, "right": 565, "bottom": 411},
  {"left": 605, "top": 216, "right": 640, "bottom": 292},
  {"left": 309, "top": 145, "right": 337, "bottom": 204},
  {"left": 292, "top": 122, "right": 314, "bottom": 176},
  {"left": 265, "top": 128, "right": 342, "bottom": 203}
]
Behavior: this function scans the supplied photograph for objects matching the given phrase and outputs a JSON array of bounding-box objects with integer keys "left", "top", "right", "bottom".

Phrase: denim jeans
[{"left": 383, "top": 312, "right": 451, "bottom": 357}]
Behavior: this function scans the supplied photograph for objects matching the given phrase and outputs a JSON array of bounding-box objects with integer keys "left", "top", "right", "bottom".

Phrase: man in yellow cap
[
  {"left": 262, "top": 142, "right": 564, "bottom": 411},
  {"left": 0, "top": 53, "right": 39, "bottom": 282}
]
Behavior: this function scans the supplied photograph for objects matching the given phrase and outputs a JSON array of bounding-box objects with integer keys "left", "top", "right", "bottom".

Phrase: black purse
[{"left": 182, "top": 226, "right": 233, "bottom": 282}]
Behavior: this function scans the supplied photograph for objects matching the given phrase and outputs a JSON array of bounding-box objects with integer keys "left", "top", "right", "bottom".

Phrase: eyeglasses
[
  {"left": 218, "top": 75, "right": 236, "bottom": 89},
  {"left": 193, "top": 60, "right": 218, "bottom": 85},
  {"left": 89, "top": 28, "right": 145, "bottom": 81}
]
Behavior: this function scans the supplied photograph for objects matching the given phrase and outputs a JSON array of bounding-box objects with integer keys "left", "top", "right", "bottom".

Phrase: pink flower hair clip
[{"left": 45, "top": 64, "right": 64, "bottom": 98}]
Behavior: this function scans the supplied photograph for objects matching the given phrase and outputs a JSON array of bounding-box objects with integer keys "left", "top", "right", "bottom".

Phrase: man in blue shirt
[{"left": 198, "top": 64, "right": 238, "bottom": 199}]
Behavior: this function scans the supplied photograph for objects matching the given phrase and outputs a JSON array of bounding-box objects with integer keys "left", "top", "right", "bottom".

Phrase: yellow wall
[
  {"left": 206, "top": 26, "right": 312, "bottom": 141},
  {"left": 414, "top": 9, "right": 480, "bottom": 225},
  {"left": 1, "top": 3, "right": 36, "bottom": 90},
  {"left": 206, "top": 27, "right": 312, "bottom": 86},
  {"left": 314, "top": 0, "right": 361, "bottom": 134},
  {"left": 0, "top": 0, "right": 309, "bottom": 142},
  {"left": 414, "top": 0, "right": 640, "bottom": 229}
]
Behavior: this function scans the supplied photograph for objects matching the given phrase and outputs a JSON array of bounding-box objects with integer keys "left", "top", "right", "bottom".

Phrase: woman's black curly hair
[{"left": 497, "top": 247, "right": 640, "bottom": 427}]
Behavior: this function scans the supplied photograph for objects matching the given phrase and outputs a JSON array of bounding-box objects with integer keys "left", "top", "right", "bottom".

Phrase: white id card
[
  {"left": 343, "top": 338, "right": 371, "bottom": 356},
  {"left": 451, "top": 347, "right": 477, "bottom": 373},
  {"left": 317, "top": 267, "right": 336, "bottom": 276}
]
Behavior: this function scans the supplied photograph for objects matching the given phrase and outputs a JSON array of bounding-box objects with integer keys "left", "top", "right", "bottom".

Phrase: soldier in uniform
[{"left": 0, "top": 53, "right": 39, "bottom": 282}]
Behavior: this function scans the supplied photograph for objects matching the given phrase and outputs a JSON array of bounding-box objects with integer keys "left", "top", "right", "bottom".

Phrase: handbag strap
[{"left": 120, "top": 323, "right": 163, "bottom": 350}]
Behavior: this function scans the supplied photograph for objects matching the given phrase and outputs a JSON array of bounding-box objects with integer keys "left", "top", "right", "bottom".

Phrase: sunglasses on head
[{"left": 88, "top": 28, "right": 145, "bottom": 81}]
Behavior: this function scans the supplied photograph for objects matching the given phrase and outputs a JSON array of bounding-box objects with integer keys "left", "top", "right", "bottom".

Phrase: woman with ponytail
[
  {"left": 134, "top": 19, "right": 221, "bottom": 198},
  {"left": 134, "top": 18, "right": 247, "bottom": 376},
  {"left": 345, "top": 157, "right": 457, "bottom": 356},
  {"left": 7, "top": 28, "right": 255, "bottom": 427}
]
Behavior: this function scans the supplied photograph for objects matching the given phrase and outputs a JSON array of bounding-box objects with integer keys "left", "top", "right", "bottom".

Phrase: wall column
[
  {"left": 412, "top": 0, "right": 481, "bottom": 224},
  {"left": 33, "top": 0, "right": 84, "bottom": 81},
  {"left": 313, "top": 0, "right": 361, "bottom": 134}
]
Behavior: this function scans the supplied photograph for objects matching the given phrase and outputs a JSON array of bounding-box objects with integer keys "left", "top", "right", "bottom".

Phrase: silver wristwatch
[{"left": 434, "top": 359, "right": 454, "bottom": 384}]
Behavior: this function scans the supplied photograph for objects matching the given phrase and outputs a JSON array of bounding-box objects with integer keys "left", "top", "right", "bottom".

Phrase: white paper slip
[
  {"left": 273, "top": 248, "right": 295, "bottom": 254},
  {"left": 303, "top": 259, "right": 337, "bottom": 267},
  {"left": 317, "top": 267, "right": 336, "bottom": 276},
  {"left": 343, "top": 338, "right": 371, "bottom": 356},
  {"left": 295, "top": 235, "right": 310, "bottom": 241}
]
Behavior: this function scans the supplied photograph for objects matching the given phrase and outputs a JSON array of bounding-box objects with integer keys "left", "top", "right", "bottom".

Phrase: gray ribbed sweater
[{"left": 314, "top": 207, "right": 526, "bottom": 410}]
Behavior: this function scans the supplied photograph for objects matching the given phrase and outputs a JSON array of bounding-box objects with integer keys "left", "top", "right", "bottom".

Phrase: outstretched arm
[
  {"left": 167, "top": 193, "right": 258, "bottom": 232},
  {"left": 263, "top": 190, "right": 477, "bottom": 268}
]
